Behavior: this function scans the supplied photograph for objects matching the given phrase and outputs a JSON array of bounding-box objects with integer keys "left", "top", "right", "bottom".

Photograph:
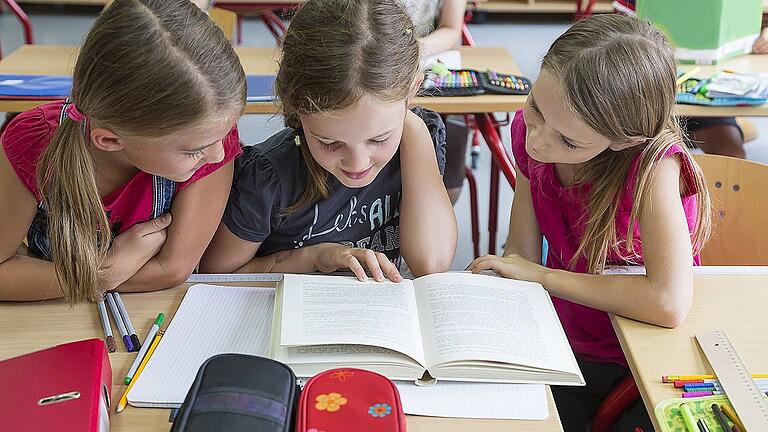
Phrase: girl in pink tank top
[
  {"left": 0, "top": 0, "right": 245, "bottom": 304},
  {"left": 468, "top": 15, "right": 712, "bottom": 431}
]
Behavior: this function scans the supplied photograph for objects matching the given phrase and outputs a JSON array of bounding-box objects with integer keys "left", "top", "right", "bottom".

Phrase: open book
[{"left": 270, "top": 272, "right": 584, "bottom": 386}]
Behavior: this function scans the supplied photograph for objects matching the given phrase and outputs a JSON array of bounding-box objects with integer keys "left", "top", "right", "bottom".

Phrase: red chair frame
[{"left": 0, "top": 0, "right": 34, "bottom": 59}]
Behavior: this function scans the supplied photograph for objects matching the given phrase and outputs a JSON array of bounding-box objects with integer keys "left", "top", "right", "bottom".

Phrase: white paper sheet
[
  {"left": 395, "top": 381, "right": 549, "bottom": 420},
  {"left": 421, "top": 49, "right": 462, "bottom": 70}
]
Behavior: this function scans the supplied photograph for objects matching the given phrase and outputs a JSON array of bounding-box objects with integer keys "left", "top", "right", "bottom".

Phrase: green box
[{"left": 637, "top": 0, "right": 763, "bottom": 64}]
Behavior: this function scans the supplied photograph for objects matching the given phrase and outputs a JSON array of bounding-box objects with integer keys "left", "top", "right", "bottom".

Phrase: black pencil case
[
  {"left": 419, "top": 68, "right": 532, "bottom": 97},
  {"left": 170, "top": 354, "right": 299, "bottom": 432}
]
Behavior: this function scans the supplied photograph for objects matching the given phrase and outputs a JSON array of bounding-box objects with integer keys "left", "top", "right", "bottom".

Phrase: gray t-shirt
[{"left": 223, "top": 107, "right": 447, "bottom": 265}]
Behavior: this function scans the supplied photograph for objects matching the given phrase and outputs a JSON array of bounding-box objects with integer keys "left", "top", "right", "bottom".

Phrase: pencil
[
  {"left": 663, "top": 374, "right": 768, "bottom": 382},
  {"left": 113, "top": 292, "right": 141, "bottom": 351},
  {"left": 105, "top": 293, "right": 134, "bottom": 351},
  {"left": 116, "top": 329, "right": 164, "bottom": 413},
  {"left": 96, "top": 299, "right": 116, "bottom": 352},
  {"left": 720, "top": 403, "right": 746, "bottom": 432},
  {"left": 676, "top": 67, "right": 701, "bottom": 86},
  {"left": 124, "top": 313, "right": 164, "bottom": 385}
]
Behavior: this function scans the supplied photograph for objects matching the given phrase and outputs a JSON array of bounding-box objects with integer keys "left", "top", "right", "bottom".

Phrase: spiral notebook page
[{"left": 128, "top": 284, "right": 275, "bottom": 408}]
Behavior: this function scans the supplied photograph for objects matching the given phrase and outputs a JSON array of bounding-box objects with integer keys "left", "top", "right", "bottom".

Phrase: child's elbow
[
  {"left": 655, "top": 307, "right": 689, "bottom": 328},
  {"left": 654, "top": 285, "right": 693, "bottom": 328},
  {"left": 408, "top": 256, "right": 452, "bottom": 277},
  {"left": 161, "top": 261, "right": 196, "bottom": 288}
]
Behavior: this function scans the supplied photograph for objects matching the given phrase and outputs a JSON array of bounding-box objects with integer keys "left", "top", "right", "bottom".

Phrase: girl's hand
[
  {"left": 310, "top": 243, "right": 403, "bottom": 283},
  {"left": 754, "top": 27, "right": 768, "bottom": 54},
  {"left": 467, "top": 254, "right": 549, "bottom": 284},
  {"left": 100, "top": 214, "right": 172, "bottom": 291}
]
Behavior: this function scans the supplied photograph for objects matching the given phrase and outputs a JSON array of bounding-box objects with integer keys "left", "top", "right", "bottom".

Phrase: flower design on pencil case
[
  {"left": 368, "top": 403, "right": 392, "bottom": 417},
  {"left": 315, "top": 393, "right": 347, "bottom": 412},
  {"left": 329, "top": 370, "right": 355, "bottom": 383}
]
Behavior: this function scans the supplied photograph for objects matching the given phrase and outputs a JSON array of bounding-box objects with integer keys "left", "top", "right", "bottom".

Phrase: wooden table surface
[
  {"left": 0, "top": 281, "right": 564, "bottom": 431},
  {"left": 0, "top": 45, "right": 526, "bottom": 115},
  {"left": 611, "top": 274, "right": 768, "bottom": 431}
]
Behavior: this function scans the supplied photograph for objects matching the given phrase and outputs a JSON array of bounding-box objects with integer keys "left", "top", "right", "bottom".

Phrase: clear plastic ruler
[
  {"left": 696, "top": 330, "right": 768, "bottom": 431},
  {"left": 186, "top": 273, "right": 284, "bottom": 283}
]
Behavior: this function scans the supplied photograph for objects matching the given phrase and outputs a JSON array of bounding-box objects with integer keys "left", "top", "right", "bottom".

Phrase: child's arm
[
  {"left": 470, "top": 157, "right": 695, "bottom": 328},
  {"left": 754, "top": 27, "right": 768, "bottom": 53},
  {"left": 502, "top": 167, "right": 543, "bottom": 263},
  {"left": 418, "top": 0, "right": 466, "bottom": 57},
  {"left": 200, "top": 225, "right": 403, "bottom": 282},
  {"left": 0, "top": 147, "right": 169, "bottom": 300},
  {"left": 399, "top": 110, "right": 457, "bottom": 276},
  {"left": 0, "top": 148, "right": 62, "bottom": 300},
  {"left": 114, "top": 161, "right": 235, "bottom": 292}
]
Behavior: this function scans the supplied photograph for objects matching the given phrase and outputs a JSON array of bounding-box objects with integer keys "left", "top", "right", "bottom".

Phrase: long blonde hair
[
  {"left": 275, "top": 0, "right": 421, "bottom": 213},
  {"left": 36, "top": 0, "right": 246, "bottom": 304},
  {"left": 541, "top": 14, "right": 711, "bottom": 273}
]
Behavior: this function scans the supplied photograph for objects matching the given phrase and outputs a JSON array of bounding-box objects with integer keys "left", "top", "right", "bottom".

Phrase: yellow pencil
[
  {"left": 663, "top": 373, "right": 768, "bottom": 382},
  {"left": 720, "top": 403, "right": 747, "bottom": 432},
  {"left": 116, "top": 329, "right": 164, "bottom": 413},
  {"left": 676, "top": 67, "right": 701, "bottom": 86}
]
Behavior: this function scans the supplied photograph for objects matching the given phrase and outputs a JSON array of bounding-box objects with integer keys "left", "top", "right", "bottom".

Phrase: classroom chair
[
  {"left": 0, "top": 0, "right": 34, "bottom": 59},
  {"left": 213, "top": 2, "right": 292, "bottom": 45},
  {"left": 694, "top": 153, "right": 768, "bottom": 265}
]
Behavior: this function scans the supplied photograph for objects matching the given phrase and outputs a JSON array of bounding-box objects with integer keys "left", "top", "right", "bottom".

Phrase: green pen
[
  {"left": 124, "top": 313, "right": 165, "bottom": 385},
  {"left": 680, "top": 403, "right": 698, "bottom": 432}
]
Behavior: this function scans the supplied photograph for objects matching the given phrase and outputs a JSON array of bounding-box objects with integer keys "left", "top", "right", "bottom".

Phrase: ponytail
[{"left": 37, "top": 113, "right": 111, "bottom": 304}]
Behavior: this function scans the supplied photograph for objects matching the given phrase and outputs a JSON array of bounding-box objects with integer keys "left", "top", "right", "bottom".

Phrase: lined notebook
[{"left": 127, "top": 284, "right": 275, "bottom": 408}]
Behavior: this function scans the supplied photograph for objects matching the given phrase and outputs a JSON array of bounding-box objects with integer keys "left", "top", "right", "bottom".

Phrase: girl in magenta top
[
  {"left": 469, "top": 15, "right": 712, "bottom": 430},
  {"left": 0, "top": 0, "right": 245, "bottom": 303}
]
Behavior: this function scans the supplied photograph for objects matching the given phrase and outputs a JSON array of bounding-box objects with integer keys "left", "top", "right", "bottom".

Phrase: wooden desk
[
  {"left": 676, "top": 54, "right": 768, "bottom": 117},
  {"left": 0, "top": 282, "right": 564, "bottom": 432},
  {"left": 611, "top": 274, "right": 768, "bottom": 431},
  {"left": 0, "top": 44, "right": 526, "bottom": 115}
]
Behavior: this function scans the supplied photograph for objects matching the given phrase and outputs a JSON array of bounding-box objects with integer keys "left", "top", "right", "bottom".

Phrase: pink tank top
[{"left": 510, "top": 109, "right": 700, "bottom": 366}]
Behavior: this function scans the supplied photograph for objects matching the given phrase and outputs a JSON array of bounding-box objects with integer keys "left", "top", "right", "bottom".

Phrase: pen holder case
[
  {"left": 171, "top": 354, "right": 299, "bottom": 432},
  {"left": 654, "top": 395, "right": 733, "bottom": 432},
  {"left": 296, "top": 368, "right": 406, "bottom": 432}
]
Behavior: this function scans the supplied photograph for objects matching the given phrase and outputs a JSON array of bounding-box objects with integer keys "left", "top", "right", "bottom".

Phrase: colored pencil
[
  {"left": 663, "top": 374, "right": 768, "bottom": 383},
  {"left": 676, "top": 67, "right": 701, "bottom": 86},
  {"left": 116, "top": 329, "right": 164, "bottom": 413},
  {"left": 124, "top": 313, "right": 164, "bottom": 385},
  {"left": 720, "top": 403, "right": 746, "bottom": 432}
]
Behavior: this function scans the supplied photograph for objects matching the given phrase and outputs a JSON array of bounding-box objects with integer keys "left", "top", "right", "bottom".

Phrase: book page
[
  {"left": 414, "top": 273, "right": 578, "bottom": 374},
  {"left": 279, "top": 274, "right": 426, "bottom": 366}
]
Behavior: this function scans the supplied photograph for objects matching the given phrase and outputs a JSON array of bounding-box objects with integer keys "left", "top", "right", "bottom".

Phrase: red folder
[{"left": 0, "top": 338, "right": 112, "bottom": 432}]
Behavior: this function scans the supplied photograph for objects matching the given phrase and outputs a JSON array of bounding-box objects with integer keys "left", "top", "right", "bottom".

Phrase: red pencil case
[{"left": 296, "top": 368, "right": 406, "bottom": 432}]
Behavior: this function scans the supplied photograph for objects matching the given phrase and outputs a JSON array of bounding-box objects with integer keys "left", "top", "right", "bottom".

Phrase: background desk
[
  {"left": 0, "top": 44, "right": 527, "bottom": 114},
  {"left": 611, "top": 274, "right": 768, "bottom": 432},
  {"left": 0, "top": 282, "right": 564, "bottom": 432},
  {"left": 677, "top": 54, "right": 768, "bottom": 117}
]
